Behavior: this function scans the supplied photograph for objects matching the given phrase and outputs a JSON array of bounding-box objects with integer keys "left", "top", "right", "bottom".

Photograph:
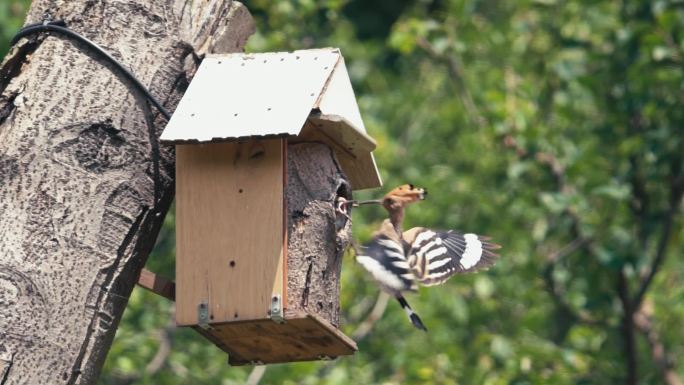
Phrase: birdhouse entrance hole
[
  {"left": 174, "top": 139, "right": 357, "bottom": 364},
  {"left": 159, "top": 48, "right": 383, "bottom": 365}
]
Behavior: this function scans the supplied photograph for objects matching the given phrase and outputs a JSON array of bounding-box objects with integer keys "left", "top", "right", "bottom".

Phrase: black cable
[
  {"left": 10, "top": 20, "right": 68, "bottom": 33},
  {"left": 11, "top": 21, "right": 171, "bottom": 120}
]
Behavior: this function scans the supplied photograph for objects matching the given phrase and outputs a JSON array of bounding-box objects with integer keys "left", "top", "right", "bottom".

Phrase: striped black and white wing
[
  {"left": 356, "top": 235, "right": 417, "bottom": 294},
  {"left": 406, "top": 228, "right": 500, "bottom": 286}
]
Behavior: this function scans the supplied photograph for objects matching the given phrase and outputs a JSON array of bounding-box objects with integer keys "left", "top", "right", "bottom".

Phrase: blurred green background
[{"left": 2, "top": 1, "right": 683, "bottom": 384}]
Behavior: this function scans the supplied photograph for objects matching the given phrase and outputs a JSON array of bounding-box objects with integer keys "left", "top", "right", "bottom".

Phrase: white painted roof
[{"left": 160, "top": 48, "right": 382, "bottom": 189}]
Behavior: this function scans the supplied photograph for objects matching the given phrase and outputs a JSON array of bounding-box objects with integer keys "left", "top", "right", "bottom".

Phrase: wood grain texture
[
  {"left": 296, "top": 118, "right": 380, "bottom": 190},
  {"left": 0, "top": 1, "right": 254, "bottom": 384},
  {"left": 194, "top": 311, "right": 357, "bottom": 365},
  {"left": 175, "top": 140, "right": 284, "bottom": 326},
  {"left": 137, "top": 268, "right": 176, "bottom": 301}
]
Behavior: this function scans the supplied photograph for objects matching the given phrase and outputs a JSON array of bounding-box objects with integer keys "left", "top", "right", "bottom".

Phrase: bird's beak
[{"left": 344, "top": 199, "right": 383, "bottom": 207}]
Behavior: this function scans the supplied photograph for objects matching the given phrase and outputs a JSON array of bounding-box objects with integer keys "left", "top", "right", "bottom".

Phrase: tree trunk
[
  {"left": 286, "top": 143, "right": 352, "bottom": 328},
  {"left": 0, "top": 1, "right": 254, "bottom": 384}
]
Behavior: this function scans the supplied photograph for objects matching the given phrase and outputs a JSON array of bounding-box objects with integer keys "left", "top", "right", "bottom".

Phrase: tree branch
[
  {"left": 316, "top": 291, "right": 391, "bottom": 378},
  {"left": 542, "top": 238, "right": 600, "bottom": 326},
  {"left": 246, "top": 365, "right": 267, "bottom": 385},
  {"left": 628, "top": 155, "right": 650, "bottom": 248},
  {"left": 505, "top": 136, "right": 603, "bottom": 332},
  {"left": 110, "top": 318, "right": 174, "bottom": 385},
  {"left": 618, "top": 269, "right": 638, "bottom": 385},
  {"left": 634, "top": 158, "right": 684, "bottom": 309},
  {"left": 546, "top": 237, "right": 587, "bottom": 264},
  {"left": 634, "top": 301, "right": 683, "bottom": 385},
  {"left": 415, "top": 37, "right": 487, "bottom": 129},
  {"left": 352, "top": 292, "right": 390, "bottom": 341},
  {"left": 144, "top": 319, "right": 174, "bottom": 375},
  {"left": 633, "top": 209, "right": 675, "bottom": 309},
  {"left": 656, "top": 26, "right": 684, "bottom": 64}
]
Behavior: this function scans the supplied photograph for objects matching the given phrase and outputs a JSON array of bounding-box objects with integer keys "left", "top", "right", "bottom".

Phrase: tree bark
[
  {"left": 618, "top": 270, "right": 638, "bottom": 385},
  {"left": 0, "top": 1, "right": 254, "bottom": 384},
  {"left": 286, "top": 143, "right": 352, "bottom": 327}
]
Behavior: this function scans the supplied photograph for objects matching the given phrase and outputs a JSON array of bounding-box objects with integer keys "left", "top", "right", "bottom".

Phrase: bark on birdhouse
[{"left": 160, "top": 48, "right": 381, "bottom": 365}]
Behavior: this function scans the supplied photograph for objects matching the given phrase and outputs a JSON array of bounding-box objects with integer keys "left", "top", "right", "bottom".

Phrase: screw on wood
[
  {"left": 270, "top": 295, "right": 285, "bottom": 324},
  {"left": 198, "top": 301, "right": 213, "bottom": 330}
]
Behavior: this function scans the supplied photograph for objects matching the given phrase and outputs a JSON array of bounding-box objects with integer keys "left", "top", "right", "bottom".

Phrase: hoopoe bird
[{"left": 340, "top": 184, "right": 501, "bottom": 331}]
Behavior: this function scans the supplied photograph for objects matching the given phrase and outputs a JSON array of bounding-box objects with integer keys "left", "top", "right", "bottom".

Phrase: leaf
[{"left": 591, "top": 184, "right": 630, "bottom": 200}]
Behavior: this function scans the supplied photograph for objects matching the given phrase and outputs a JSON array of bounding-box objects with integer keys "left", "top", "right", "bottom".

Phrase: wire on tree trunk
[{"left": 11, "top": 20, "right": 172, "bottom": 120}]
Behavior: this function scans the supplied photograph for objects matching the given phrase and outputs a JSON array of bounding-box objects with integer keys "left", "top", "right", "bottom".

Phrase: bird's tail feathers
[{"left": 395, "top": 295, "right": 427, "bottom": 332}]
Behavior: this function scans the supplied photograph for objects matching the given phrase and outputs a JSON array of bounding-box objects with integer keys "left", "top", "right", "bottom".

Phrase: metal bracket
[
  {"left": 269, "top": 295, "right": 285, "bottom": 324},
  {"left": 198, "top": 301, "right": 212, "bottom": 330}
]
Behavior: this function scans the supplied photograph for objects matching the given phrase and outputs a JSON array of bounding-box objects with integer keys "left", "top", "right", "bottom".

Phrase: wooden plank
[
  {"left": 136, "top": 269, "right": 176, "bottom": 301},
  {"left": 307, "top": 312, "right": 357, "bottom": 350},
  {"left": 277, "top": 141, "right": 288, "bottom": 310},
  {"left": 335, "top": 150, "right": 382, "bottom": 190},
  {"left": 296, "top": 119, "right": 382, "bottom": 190},
  {"left": 175, "top": 139, "right": 285, "bottom": 326},
  {"left": 192, "top": 311, "right": 357, "bottom": 365}
]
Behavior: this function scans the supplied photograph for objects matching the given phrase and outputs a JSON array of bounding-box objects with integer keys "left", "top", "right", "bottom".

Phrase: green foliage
[
  {"left": 0, "top": 0, "right": 29, "bottom": 57},
  {"left": 2, "top": 0, "right": 683, "bottom": 384}
]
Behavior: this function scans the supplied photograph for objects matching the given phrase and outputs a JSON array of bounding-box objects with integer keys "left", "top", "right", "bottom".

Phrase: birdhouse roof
[{"left": 160, "top": 48, "right": 382, "bottom": 190}]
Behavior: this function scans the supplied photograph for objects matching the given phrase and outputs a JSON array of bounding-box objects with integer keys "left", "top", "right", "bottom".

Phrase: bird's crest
[{"left": 382, "top": 184, "right": 427, "bottom": 211}]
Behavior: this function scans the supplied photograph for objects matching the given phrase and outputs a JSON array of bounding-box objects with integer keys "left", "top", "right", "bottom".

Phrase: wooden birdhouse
[{"left": 159, "top": 48, "right": 381, "bottom": 365}]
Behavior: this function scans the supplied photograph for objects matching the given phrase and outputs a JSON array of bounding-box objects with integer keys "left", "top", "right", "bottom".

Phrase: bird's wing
[
  {"left": 356, "top": 235, "right": 418, "bottom": 293},
  {"left": 404, "top": 228, "right": 500, "bottom": 286}
]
